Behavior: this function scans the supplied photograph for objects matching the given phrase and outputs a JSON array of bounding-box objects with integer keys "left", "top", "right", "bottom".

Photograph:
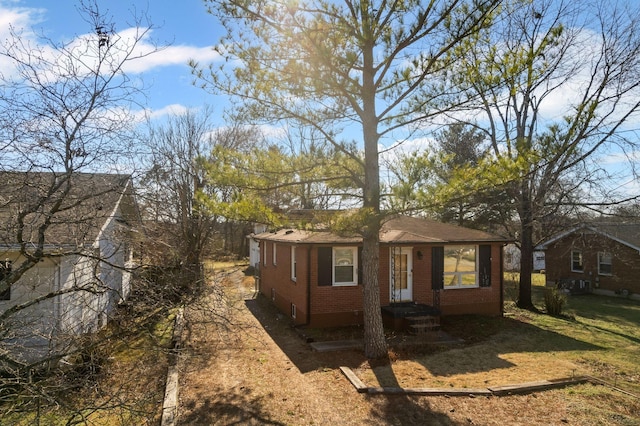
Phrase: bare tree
[
  {"left": 141, "top": 108, "right": 218, "bottom": 288},
  {"left": 0, "top": 1, "right": 168, "bottom": 421},
  {"left": 447, "top": 0, "right": 640, "bottom": 308}
]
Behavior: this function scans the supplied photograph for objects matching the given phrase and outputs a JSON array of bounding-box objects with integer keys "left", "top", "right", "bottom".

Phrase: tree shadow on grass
[
  {"left": 416, "top": 316, "right": 602, "bottom": 377},
  {"left": 365, "top": 359, "right": 457, "bottom": 425},
  {"left": 244, "top": 296, "right": 457, "bottom": 425},
  {"left": 244, "top": 297, "right": 365, "bottom": 374},
  {"left": 179, "top": 386, "right": 286, "bottom": 425}
]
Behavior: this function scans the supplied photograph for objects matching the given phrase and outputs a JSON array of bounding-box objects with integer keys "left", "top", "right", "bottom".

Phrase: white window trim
[
  {"left": 290, "top": 245, "right": 297, "bottom": 281},
  {"left": 443, "top": 245, "right": 479, "bottom": 289},
  {"left": 332, "top": 246, "right": 358, "bottom": 287},
  {"left": 273, "top": 242, "right": 277, "bottom": 266},
  {"left": 571, "top": 250, "right": 583, "bottom": 272},
  {"left": 597, "top": 251, "right": 612, "bottom": 276},
  {"left": 291, "top": 303, "right": 297, "bottom": 319},
  {"left": 262, "top": 242, "right": 267, "bottom": 266}
]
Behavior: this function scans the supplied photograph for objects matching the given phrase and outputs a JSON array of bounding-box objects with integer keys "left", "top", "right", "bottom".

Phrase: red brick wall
[
  {"left": 308, "top": 246, "right": 363, "bottom": 327},
  {"left": 544, "top": 232, "right": 640, "bottom": 295},
  {"left": 260, "top": 242, "right": 504, "bottom": 327},
  {"left": 259, "top": 242, "right": 309, "bottom": 325}
]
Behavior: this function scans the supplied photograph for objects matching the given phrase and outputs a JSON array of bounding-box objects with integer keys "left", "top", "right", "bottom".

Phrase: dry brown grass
[{"left": 177, "top": 268, "right": 640, "bottom": 425}]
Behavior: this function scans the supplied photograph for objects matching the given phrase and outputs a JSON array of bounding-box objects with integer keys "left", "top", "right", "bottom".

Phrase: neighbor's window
[
  {"left": 333, "top": 247, "right": 358, "bottom": 286},
  {"left": 273, "top": 242, "right": 277, "bottom": 265},
  {"left": 443, "top": 245, "right": 478, "bottom": 288},
  {"left": 262, "top": 242, "right": 267, "bottom": 266},
  {"left": 291, "top": 246, "right": 297, "bottom": 281},
  {"left": 0, "top": 260, "right": 11, "bottom": 301},
  {"left": 571, "top": 250, "right": 583, "bottom": 272},
  {"left": 597, "top": 252, "right": 612, "bottom": 276}
]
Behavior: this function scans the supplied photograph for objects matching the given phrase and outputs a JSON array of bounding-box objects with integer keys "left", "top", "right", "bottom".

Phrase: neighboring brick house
[
  {"left": 252, "top": 215, "right": 509, "bottom": 328},
  {"left": 537, "top": 223, "right": 640, "bottom": 300}
]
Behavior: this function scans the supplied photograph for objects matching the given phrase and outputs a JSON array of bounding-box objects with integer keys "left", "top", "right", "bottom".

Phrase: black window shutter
[
  {"left": 318, "top": 247, "right": 332, "bottom": 286},
  {"left": 479, "top": 244, "right": 492, "bottom": 287},
  {"left": 431, "top": 246, "right": 444, "bottom": 290}
]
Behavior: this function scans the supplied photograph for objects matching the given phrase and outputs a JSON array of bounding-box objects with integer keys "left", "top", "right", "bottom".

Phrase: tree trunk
[
  {"left": 517, "top": 184, "right": 535, "bottom": 310},
  {"left": 361, "top": 228, "right": 386, "bottom": 358},
  {"left": 359, "top": 21, "right": 388, "bottom": 359}
]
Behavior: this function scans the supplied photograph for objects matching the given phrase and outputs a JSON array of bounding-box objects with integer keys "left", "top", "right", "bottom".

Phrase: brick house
[
  {"left": 537, "top": 222, "right": 640, "bottom": 300},
  {"left": 251, "top": 215, "right": 509, "bottom": 328}
]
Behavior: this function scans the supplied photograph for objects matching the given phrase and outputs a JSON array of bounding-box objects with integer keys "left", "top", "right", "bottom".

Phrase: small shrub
[{"left": 544, "top": 287, "right": 567, "bottom": 316}]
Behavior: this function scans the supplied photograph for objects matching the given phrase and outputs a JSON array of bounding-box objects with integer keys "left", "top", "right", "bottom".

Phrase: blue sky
[
  {"left": 1, "top": 0, "right": 638, "bottom": 198},
  {"left": 0, "top": 0, "right": 225, "bottom": 118}
]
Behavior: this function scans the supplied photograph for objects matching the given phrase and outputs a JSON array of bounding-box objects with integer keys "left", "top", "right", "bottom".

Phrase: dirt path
[
  {"left": 177, "top": 269, "right": 377, "bottom": 425},
  {"left": 176, "top": 268, "right": 639, "bottom": 426}
]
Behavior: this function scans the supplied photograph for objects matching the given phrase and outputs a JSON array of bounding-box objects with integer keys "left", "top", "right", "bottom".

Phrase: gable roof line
[
  {"left": 380, "top": 230, "right": 444, "bottom": 243},
  {"left": 94, "top": 177, "right": 132, "bottom": 248},
  {"left": 537, "top": 224, "right": 640, "bottom": 253}
]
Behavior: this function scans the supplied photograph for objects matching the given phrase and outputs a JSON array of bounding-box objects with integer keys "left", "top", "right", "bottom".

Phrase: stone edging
[{"left": 161, "top": 309, "right": 184, "bottom": 426}]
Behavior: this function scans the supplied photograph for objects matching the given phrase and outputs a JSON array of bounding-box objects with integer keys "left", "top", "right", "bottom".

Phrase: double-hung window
[
  {"left": 571, "top": 250, "right": 583, "bottom": 272},
  {"left": 291, "top": 246, "right": 297, "bottom": 281},
  {"left": 333, "top": 247, "right": 358, "bottom": 286},
  {"left": 597, "top": 252, "right": 612, "bottom": 275},
  {"left": 262, "top": 242, "right": 267, "bottom": 267},
  {"left": 443, "top": 245, "right": 478, "bottom": 288},
  {"left": 273, "top": 243, "right": 277, "bottom": 265},
  {"left": 318, "top": 246, "right": 359, "bottom": 287}
]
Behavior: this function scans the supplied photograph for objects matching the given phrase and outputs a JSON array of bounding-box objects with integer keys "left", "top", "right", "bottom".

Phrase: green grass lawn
[
  {"left": 499, "top": 272, "right": 639, "bottom": 394},
  {"left": 356, "top": 272, "right": 640, "bottom": 423}
]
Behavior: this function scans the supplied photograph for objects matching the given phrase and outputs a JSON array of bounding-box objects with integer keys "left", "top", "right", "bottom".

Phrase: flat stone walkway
[
  {"left": 309, "top": 330, "right": 464, "bottom": 353},
  {"left": 309, "top": 339, "right": 363, "bottom": 352}
]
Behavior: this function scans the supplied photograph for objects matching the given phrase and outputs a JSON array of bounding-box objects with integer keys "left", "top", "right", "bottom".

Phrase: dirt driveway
[{"left": 176, "top": 268, "right": 638, "bottom": 425}]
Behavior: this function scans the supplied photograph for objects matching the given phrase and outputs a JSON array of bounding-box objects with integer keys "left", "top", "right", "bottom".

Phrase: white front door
[{"left": 390, "top": 247, "right": 412, "bottom": 302}]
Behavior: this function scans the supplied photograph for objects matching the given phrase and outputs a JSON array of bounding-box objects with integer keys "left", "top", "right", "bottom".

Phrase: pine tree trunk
[
  {"left": 359, "top": 17, "right": 388, "bottom": 359},
  {"left": 361, "top": 224, "right": 387, "bottom": 358}
]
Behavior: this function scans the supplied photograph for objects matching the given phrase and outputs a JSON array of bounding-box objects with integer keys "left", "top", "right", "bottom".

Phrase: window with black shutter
[{"left": 317, "top": 246, "right": 359, "bottom": 286}]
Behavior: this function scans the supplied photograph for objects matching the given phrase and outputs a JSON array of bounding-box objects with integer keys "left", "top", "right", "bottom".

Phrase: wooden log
[
  {"left": 339, "top": 366, "right": 368, "bottom": 393},
  {"left": 488, "top": 377, "right": 590, "bottom": 395}
]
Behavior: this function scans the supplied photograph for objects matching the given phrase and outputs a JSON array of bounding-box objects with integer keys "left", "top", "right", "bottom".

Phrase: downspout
[
  {"left": 49, "top": 257, "right": 62, "bottom": 364},
  {"left": 50, "top": 258, "right": 61, "bottom": 334},
  {"left": 500, "top": 244, "right": 505, "bottom": 316},
  {"left": 306, "top": 245, "right": 312, "bottom": 326}
]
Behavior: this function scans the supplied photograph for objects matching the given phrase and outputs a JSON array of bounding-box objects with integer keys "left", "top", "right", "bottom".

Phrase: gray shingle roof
[
  {"left": 255, "top": 214, "right": 509, "bottom": 245},
  {"left": 537, "top": 222, "right": 640, "bottom": 252},
  {"left": 0, "top": 172, "right": 135, "bottom": 249}
]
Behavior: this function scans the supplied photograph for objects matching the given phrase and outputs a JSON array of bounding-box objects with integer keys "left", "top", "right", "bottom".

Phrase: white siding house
[{"left": 0, "top": 173, "right": 139, "bottom": 365}]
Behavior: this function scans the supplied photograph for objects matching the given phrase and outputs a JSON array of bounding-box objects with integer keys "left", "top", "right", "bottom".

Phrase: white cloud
[
  {"left": 0, "top": 3, "right": 43, "bottom": 38},
  {"left": 119, "top": 31, "right": 221, "bottom": 74},
  {"left": 599, "top": 149, "right": 640, "bottom": 166},
  {"left": 144, "top": 104, "right": 191, "bottom": 120},
  {"left": 0, "top": 3, "right": 220, "bottom": 78}
]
